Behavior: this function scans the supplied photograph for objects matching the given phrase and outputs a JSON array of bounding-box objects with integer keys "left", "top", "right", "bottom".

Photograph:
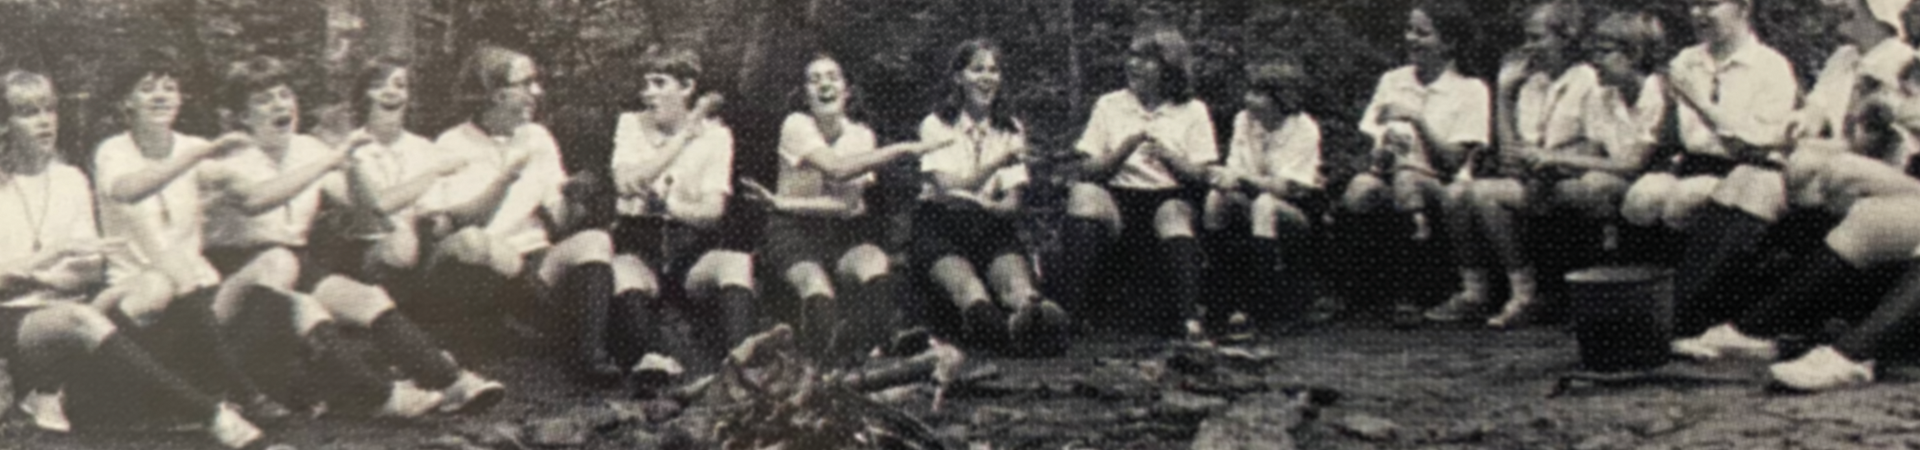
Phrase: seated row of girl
[
  {"left": 1346, "top": 0, "right": 1920, "bottom": 397},
  {"left": 1329, "top": 0, "right": 1814, "bottom": 334},
  {"left": 0, "top": 67, "right": 261, "bottom": 449},
  {"left": 1659, "top": 0, "right": 1920, "bottom": 394},
  {"left": 1044, "top": 1, "right": 1676, "bottom": 338},
  {"left": 0, "top": 52, "right": 525, "bottom": 447}
]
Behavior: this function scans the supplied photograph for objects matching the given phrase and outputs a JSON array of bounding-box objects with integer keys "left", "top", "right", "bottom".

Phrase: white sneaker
[
  {"left": 18, "top": 389, "right": 70, "bottom": 433},
  {"left": 1423, "top": 291, "right": 1489, "bottom": 322},
  {"left": 632, "top": 353, "right": 685, "bottom": 378},
  {"left": 436, "top": 371, "right": 505, "bottom": 415},
  {"left": 375, "top": 381, "right": 446, "bottom": 419},
  {"left": 1671, "top": 323, "right": 1778, "bottom": 361},
  {"left": 1770, "top": 345, "right": 1874, "bottom": 392},
  {"left": 207, "top": 403, "right": 263, "bottom": 449},
  {"left": 1486, "top": 297, "right": 1536, "bottom": 329}
]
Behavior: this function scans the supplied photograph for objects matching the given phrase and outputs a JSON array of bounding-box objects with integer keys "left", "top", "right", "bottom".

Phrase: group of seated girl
[{"left": 22, "top": 1, "right": 1920, "bottom": 445}]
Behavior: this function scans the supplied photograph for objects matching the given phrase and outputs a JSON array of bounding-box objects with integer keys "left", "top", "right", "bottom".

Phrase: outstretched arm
[
  {"left": 216, "top": 137, "right": 364, "bottom": 215},
  {"left": 105, "top": 133, "right": 250, "bottom": 203}
]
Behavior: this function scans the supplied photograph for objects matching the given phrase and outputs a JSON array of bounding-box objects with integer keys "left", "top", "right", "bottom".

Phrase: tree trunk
[
  {"left": 314, "top": 0, "right": 362, "bottom": 146},
  {"left": 1066, "top": 0, "right": 1080, "bottom": 115},
  {"left": 360, "top": 0, "right": 413, "bottom": 60}
]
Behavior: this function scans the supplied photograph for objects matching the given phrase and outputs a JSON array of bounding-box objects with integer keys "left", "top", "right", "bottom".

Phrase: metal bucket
[{"left": 1566, "top": 266, "right": 1674, "bottom": 373}]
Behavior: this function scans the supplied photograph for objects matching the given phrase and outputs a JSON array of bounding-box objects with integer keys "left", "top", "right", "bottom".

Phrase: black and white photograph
[{"left": 2, "top": 0, "right": 1920, "bottom": 448}]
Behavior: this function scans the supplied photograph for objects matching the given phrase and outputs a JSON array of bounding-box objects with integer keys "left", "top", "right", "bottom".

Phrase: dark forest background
[{"left": 0, "top": 0, "right": 1844, "bottom": 224}]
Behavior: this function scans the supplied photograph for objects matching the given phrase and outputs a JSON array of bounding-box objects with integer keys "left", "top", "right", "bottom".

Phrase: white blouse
[{"left": 1074, "top": 90, "right": 1218, "bottom": 190}]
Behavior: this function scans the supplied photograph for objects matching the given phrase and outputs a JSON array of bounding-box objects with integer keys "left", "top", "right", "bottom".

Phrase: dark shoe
[
  {"left": 962, "top": 301, "right": 1008, "bottom": 351},
  {"left": 1033, "top": 300, "right": 1072, "bottom": 356},
  {"left": 1010, "top": 300, "right": 1072, "bottom": 357}
]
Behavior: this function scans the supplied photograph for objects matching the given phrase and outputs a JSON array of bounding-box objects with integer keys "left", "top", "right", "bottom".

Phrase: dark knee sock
[
  {"left": 1273, "top": 234, "right": 1327, "bottom": 309},
  {"left": 102, "top": 307, "right": 160, "bottom": 349},
  {"left": 163, "top": 288, "right": 268, "bottom": 399},
  {"left": 1836, "top": 262, "right": 1920, "bottom": 361},
  {"left": 1673, "top": 205, "right": 1770, "bottom": 336},
  {"left": 715, "top": 286, "right": 756, "bottom": 358},
  {"left": 1237, "top": 237, "right": 1282, "bottom": 317},
  {"left": 1733, "top": 246, "right": 1863, "bottom": 338},
  {"left": 88, "top": 333, "right": 221, "bottom": 420},
  {"left": 798, "top": 293, "right": 837, "bottom": 362},
  {"left": 12, "top": 334, "right": 79, "bottom": 397},
  {"left": 607, "top": 290, "right": 658, "bottom": 367},
  {"left": 562, "top": 263, "right": 615, "bottom": 366},
  {"left": 1164, "top": 236, "right": 1205, "bottom": 322},
  {"left": 1051, "top": 218, "right": 1110, "bottom": 312},
  {"left": 837, "top": 274, "right": 896, "bottom": 362},
  {"left": 302, "top": 323, "right": 393, "bottom": 412},
  {"left": 369, "top": 311, "right": 460, "bottom": 390},
  {"left": 224, "top": 286, "right": 306, "bottom": 404}
]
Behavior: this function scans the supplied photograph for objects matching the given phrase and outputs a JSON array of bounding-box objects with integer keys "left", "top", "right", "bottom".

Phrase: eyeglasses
[{"left": 502, "top": 75, "right": 538, "bottom": 90}]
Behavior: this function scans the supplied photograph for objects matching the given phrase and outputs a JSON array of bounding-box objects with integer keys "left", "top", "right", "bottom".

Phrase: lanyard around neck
[{"left": 10, "top": 173, "right": 51, "bottom": 251}]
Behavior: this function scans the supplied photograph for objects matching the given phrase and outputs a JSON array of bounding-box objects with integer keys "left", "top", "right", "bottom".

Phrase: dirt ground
[{"left": 7, "top": 318, "right": 1920, "bottom": 450}]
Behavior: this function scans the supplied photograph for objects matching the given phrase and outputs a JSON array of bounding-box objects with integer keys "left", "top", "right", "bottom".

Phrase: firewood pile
[{"left": 419, "top": 329, "right": 1342, "bottom": 450}]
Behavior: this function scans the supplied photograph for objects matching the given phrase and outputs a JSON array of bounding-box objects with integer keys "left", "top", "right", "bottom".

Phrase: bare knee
[
  {"left": 371, "top": 226, "right": 422, "bottom": 271},
  {"left": 311, "top": 276, "right": 396, "bottom": 327},
  {"left": 611, "top": 254, "right": 661, "bottom": 297},
  {"left": 107, "top": 273, "right": 180, "bottom": 326},
  {"left": 436, "top": 228, "right": 493, "bottom": 266},
  {"left": 1153, "top": 199, "right": 1197, "bottom": 239},
  {"left": 240, "top": 247, "right": 302, "bottom": 289},
  {"left": 785, "top": 263, "right": 835, "bottom": 298},
  {"left": 986, "top": 253, "right": 1038, "bottom": 301},
  {"left": 1069, "top": 183, "right": 1123, "bottom": 233},
  {"left": 1664, "top": 178, "right": 1719, "bottom": 228},
  {"left": 835, "top": 244, "right": 891, "bottom": 283},
  {"left": 1202, "top": 190, "right": 1232, "bottom": 232},
  {"left": 930, "top": 256, "right": 980, "bottom": 286},
  {"left": 693, "top": 250, "right": 755, "bottom": 291},
  {"left": 1622, "top": 176, "right": 1676, "bottom": 227},
  {"left": 1826, "top": 199, "right": 1920, "bottom": 267},
  {"left": 553, "top": 230, "right": 615, "bottom": 265},
  {"left": 1252, "top": 194, "right": 1309, "bottom": 235},
  {"left": 20, "top": 303, "right": 117, "bottom": 350},
  {"left": 930, "top": 256, "right": 986, "bottom": 302},
  {"left": 1342, "top": 174, "right": 1387, "bottom": 212}
]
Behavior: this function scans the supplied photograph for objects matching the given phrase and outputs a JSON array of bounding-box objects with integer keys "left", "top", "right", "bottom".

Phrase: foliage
[{"left": 0, "top": 0, "right": 1858, "bottom": 196}]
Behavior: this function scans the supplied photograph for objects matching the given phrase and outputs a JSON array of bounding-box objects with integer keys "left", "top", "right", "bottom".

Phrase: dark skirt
[
  {"left": 762, "top": 213, "right": 869, "bottom": 274},
  {"left": 910, "top": 202, "right": 1025, "bottom": 275}
]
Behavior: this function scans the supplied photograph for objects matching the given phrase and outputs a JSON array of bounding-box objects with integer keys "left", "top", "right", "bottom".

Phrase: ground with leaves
[{"left": 9, "top": 319, "right": 1920, "bottom": 450}]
